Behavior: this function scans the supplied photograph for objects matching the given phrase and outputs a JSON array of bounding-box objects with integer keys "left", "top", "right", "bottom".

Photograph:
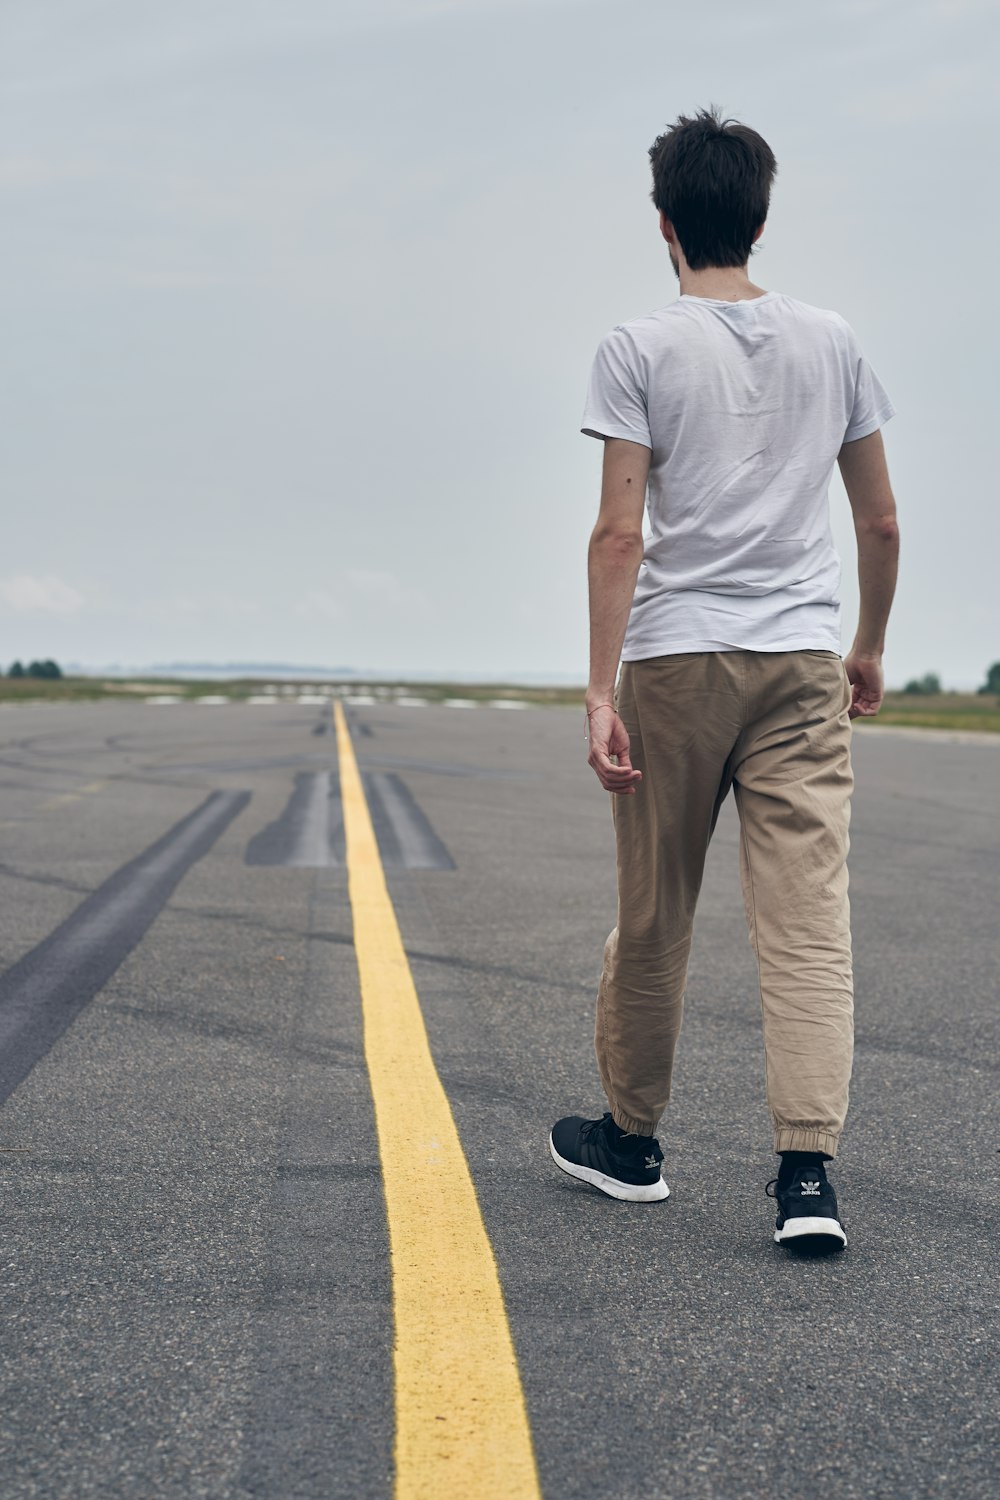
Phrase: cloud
[
  {"left": 849, "top": 58, "right": 990, "bottom": 125},
  {"left": 296, "top": 590, "right": 344, "bottom": 622},
  {"left": 345, "top": 569, "right": 432, "bottom": 618},
  {"left": 295, "top": 571, "right": 432, "bottom": 624},
  {"left": 0, "top": 574, "right": 85, "bottom": 614},
  {"left": 156, "top": 593, "right": 261, "bottom": 620},
  {"left": 0, "top": 154, "right": 98, "bottom": 189}
]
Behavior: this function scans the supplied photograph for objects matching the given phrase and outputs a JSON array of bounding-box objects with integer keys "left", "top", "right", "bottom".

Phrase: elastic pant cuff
[
  {"left": 774, "top": 1128, "right": 839, "bottom": 1158},
  {"left": 611, "top": 1106, "right": 660, "bottom": 1138}
]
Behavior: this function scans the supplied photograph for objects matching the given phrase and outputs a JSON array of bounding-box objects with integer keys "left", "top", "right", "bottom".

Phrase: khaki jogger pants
[{"left": 597, "top": 650, "right": 854, "bottom": 1157}]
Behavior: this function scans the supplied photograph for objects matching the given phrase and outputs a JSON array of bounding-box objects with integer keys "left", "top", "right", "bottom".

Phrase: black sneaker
[
  {"left": 549, "top": 1112, "right": 669, "bottom": 1202},
  {"left": 766, "top": 1159, "right": 846, "bottom": 1251}
]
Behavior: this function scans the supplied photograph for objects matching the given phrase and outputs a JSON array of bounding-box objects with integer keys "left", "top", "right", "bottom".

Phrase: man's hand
[
  {"left": 586, "top": 704, "right": 642, "bottom": 794},
  {"left": 843, "top": 650, "right": 884, "bottom": 718}
]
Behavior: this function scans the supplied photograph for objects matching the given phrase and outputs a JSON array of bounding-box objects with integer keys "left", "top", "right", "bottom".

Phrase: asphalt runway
[{"left": 0, "top": 697, "right": 997, "bottom": 1499}]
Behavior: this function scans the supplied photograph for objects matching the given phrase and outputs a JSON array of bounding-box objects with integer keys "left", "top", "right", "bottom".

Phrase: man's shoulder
[
  {"left": 594, "top": 293, "right": 859, "bottom": 366},
  {"left": 605, "top": 301, "right": 690, "bottom": 339},
  {"left": 594, "top": 302, "right": 704, "bottom": 366},
  {"left": 606, "top": 293, "right": 853, "bottom": 335},
  {"left": 767, "top": 292, "right": 855, "bottom": 338}
]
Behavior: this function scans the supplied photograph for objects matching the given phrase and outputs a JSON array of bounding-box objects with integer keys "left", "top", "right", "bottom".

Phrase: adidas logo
[
  {"left": 801, "top": 1180, "right": 821, "bottom": 1196},
  {"left": 644, "top": 1155, "right": 658, "bottom": 1171}
]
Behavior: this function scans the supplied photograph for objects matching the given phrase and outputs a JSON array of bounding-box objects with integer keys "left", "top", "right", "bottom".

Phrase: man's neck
[{"left": 677, "top": 263, "right": 768, "bottom": 302}]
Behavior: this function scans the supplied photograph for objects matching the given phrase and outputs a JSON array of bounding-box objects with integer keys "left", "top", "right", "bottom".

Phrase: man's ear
[
  {"left": 752, "top": 222, "right": 766, "bottom": 245},
  {"left": 659, "top": 211, "right": 675, "bottom": 245}
]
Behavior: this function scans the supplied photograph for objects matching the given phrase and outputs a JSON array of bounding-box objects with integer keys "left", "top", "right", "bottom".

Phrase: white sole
[
  {"left": 774, "top": 1216, "right": 846, "bottom": 1248},
  {"left": 549, "top": 1134, "right": 669, "bottom": 1202}
]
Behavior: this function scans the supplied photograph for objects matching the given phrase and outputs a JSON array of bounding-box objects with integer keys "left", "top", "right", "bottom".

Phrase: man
[{"left": 549, "top": 109, "right": 899, "bottom": 1251}]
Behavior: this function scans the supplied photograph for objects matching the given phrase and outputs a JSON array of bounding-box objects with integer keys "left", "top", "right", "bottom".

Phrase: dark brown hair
[{"left": 648, "top": 107, "right": 777, "bottom": 270}]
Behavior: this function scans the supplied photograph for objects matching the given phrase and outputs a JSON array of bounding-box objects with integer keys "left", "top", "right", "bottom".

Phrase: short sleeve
[
  {"left": 581, "top": 327, "right": 652, "bottom": 447},
  {"left": 842, "top": 329, "right": 895, "bottom": 442}
]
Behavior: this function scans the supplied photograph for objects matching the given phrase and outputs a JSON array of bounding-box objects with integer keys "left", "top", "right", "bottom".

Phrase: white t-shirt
[{"left": 582, "top": 291, "right": 894, "bottom": 658}]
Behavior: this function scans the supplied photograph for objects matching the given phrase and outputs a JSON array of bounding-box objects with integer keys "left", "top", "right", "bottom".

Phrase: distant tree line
[
  {"left": 4, "top": 659, "right": 63, "bottom": 680},
  {"left": 2, "top": 657, "right": 999, "bottom": 694},
  {"left": 901, "top": 662, "right": 1000, "bottom": 695},
  {"left": 902, "top": 672, "right": 942, "bottom": 695}
]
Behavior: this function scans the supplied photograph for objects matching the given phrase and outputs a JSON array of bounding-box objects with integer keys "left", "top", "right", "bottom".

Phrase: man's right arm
[
  {"left": 837, "top": 428, "right": 900, "bottom": 717},
  {"left": 586, "top": 438, "right": 649, "bottom": 793}
]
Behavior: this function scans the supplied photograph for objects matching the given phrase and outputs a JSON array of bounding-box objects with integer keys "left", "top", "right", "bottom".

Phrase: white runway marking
[
  {"left": 117, "top": 692, "right": 549, "bottom": 712},
  {"left": 856, "top": 724, "right": 1000, "bottom": 747}
]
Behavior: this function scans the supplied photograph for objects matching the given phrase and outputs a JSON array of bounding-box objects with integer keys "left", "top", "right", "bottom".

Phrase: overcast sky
[{"left": 2, "top": 0, "right": 997, "bottom": 686}]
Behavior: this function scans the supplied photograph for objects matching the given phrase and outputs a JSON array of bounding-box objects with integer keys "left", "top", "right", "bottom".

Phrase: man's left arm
[{"left": 586, "top": 437, "right": 650, "bottom": 794}]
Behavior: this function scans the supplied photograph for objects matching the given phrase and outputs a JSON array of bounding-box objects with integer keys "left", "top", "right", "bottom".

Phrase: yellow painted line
[
  {"left": 334, "top": 701, "right": 540, "bottom": 1500},
  {"left": 37, "top": 779, "right": 107, "bottom": 813}
]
